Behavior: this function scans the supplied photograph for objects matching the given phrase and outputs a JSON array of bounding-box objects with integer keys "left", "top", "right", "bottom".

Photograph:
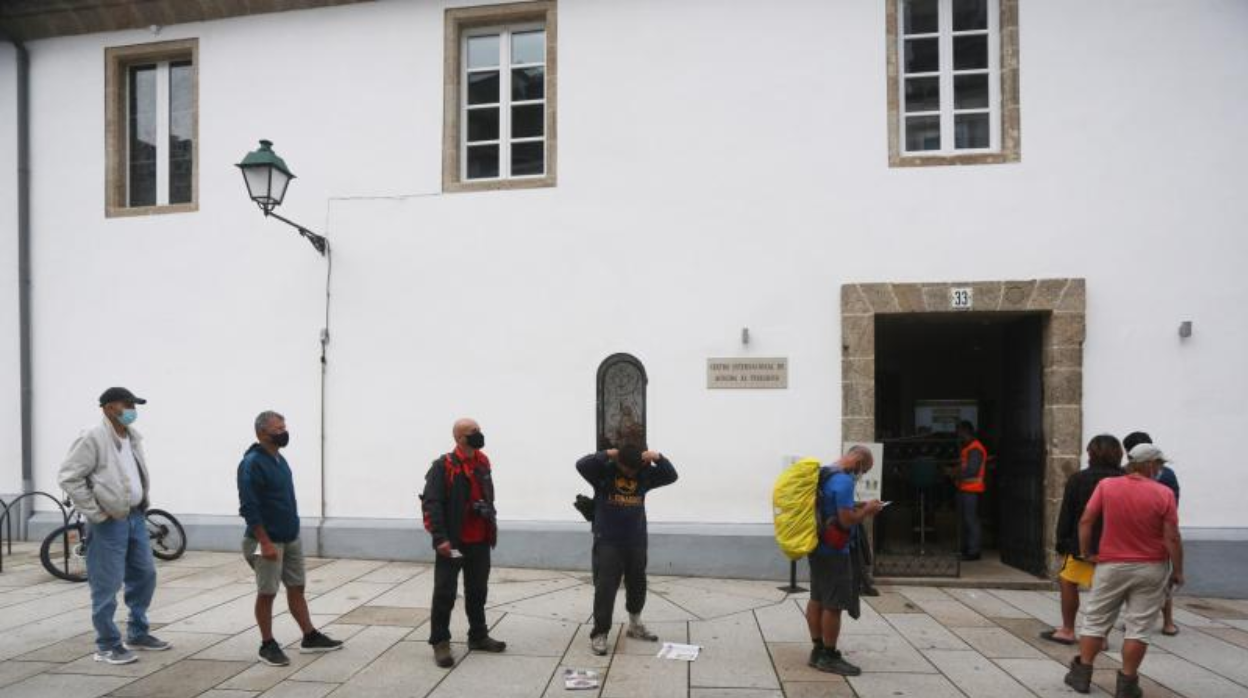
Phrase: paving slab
[
  {"left": 303, "top": 560, "right": 388, "bottom": 591},
  {"left": 199, "top": 690, "right": 261, "bottom": 698},
  {"left": 863, "top": 592, "right": 922, "bottom": 615},
  {"left": 986, "top": 589, "right": 1064, "bottom": 627},
  {"left": 355, "top": 562, "right": 429, "bottom": 585},
  {"left": 308, "top": 582, "right": 394, "bottom": 615},
  {"left": 487, "top": 613, "right": 580, "bottom": 657},
  {"left": 1168, "top": 606, "right": 1229, "bottom": 629},
  {"left": 0, "top": 671, "right": 132, "bottom": 698},
  {"left": 0, "top": 608, "right": 95, "bottom": 660},
  {"left": 257, "top": 681, "right": 339, "bottom": 698},
  {"left": 883, "top": 613, "right": 969, "bottom": 650},
  {"left": 326, "top": 640, "right": 449, "bottom": 698},
  {"left": 846, "top": 672, "right": 965, "bottom": 698},
  {"left": 665, "top": 577, "right": 789, "bottom": 604},
  {"left": 161, "top": 565, "right": 255, "bottom": 590},
  {"left": 1135, "top": 652, "right": 1248, "bottom": 698},
  {"left": 689, "top": 612, "right": 779, "bottom": 690},
  {"left": 688, "top": 690, "right": 784, "bottom": 698},
  {"left": 364, "top": 571, "right": 436, "bottom": 609},
  {"left": 291, "top": 624, "right": 408, "bottom": 683},
  {"left": 922, "top": 649, "right": 1030, "bottom": 697},
  {"left": 1202, "top": 626, "right": 1248, "bottom": 651},
  {"left": 753, "top": 601, "right": 811, "bottom": 643},
  {"left": 994, "top": 657, "right": 1112, "bottom": 697},
  {"left": 162, "top": 592, "right": 291, "bottom": 635},
  {"left": 838, "top": 632, "right": 935, "bottom": 674},
  {"left": 146, "top": 583, "right": 257, "bottom": 624},
  {"left": 895, "top": 589, "right": 993, "bottom": 627},
  {"left": 767, "top": 642, "right": 841, "bottom": 683},
  {"left": 491, "top": 567, "right": 575, "bottom": 583},
  {"left": 335, "top": 605, "right": 428, "bottom": 627},
  {"left": 542, "top": 664, "right": 604, "bottom": 698},
  {"left": 49, "top": 630, "right": 229, "bottom": 677},
  {"left": 217, "top": 651, "right": 335, "bottom": 692},
  {"left": 428, "top": 653, "right": 560, "bottom": 698},
  {"left": 1151, "top": 625, "right": 1248, "bottom": 687},
  {"left": 110, "top": 658, "right": 252, "bottom": 698},
  {"left": 193, "top": 614, "right": 342, "bottom": 662},
  {"left": 0, "top": 585, "right": 91, "bottom": 632},
  {"left": 949, "top": 626, "right": 1046, "bottom": 659},
  {"left": 652, "top": 582, "right": 776, "bottom": 620},
  {"left": 486, "top": 577, "right": 584, "bottom": 607},
  {"left": 780, "top": 680, "right": 855, "bottom": 698},
  {"left": 944, "top": 588, "right": 1033, "bottom": 619},
  {"left": 600, "top": 653, "right": 686, "bottom": 698},
  {"left": 409, "top": 609, "right": 503, "bottom": 643},
  {"left": 1175, "top": 597, "right": 1248, "bottom": 621},
  {"left": 0, "top": 660, "right": 57, "bottom": 689},
  {"left": 492, "top": 585, "right": 594, "bottom": 624}
]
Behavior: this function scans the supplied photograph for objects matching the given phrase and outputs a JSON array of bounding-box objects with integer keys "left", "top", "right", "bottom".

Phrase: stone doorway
[{"left": 841, "top": 279, "right": 1086, "bottom": 576}]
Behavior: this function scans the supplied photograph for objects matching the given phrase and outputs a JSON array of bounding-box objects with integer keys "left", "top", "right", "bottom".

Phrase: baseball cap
[
  {"left": 98, "top": 387, "right": 147, "bottom": 406},
  {"left": 1127, "top": 443, "right": 1167, "bottom": 464}
]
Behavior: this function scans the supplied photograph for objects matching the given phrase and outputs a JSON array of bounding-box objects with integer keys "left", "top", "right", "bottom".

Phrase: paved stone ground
[{"left": 2, "top": 544, "right": 1248, "bottom": 697}]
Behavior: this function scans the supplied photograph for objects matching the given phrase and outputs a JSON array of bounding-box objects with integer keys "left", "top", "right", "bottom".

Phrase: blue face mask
[{"left": 118, "top": 409, "right": 138, "bottom": 426}]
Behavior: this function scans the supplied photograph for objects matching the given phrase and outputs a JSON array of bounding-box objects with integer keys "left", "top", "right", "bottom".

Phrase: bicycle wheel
[
  {"left": 40, "top": 523, "right": 88, "bottom": 582},
  {"left": 145, "top": 508, "right": 187, "bottom": 561}
]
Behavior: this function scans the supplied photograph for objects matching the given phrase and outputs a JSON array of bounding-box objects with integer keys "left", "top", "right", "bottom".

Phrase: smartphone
[
  {"left": 880, "top": 501, "right": 893, "bottom": 508},
  {"left": 449, "top": 549, "right": 463, "bottom": 559}
]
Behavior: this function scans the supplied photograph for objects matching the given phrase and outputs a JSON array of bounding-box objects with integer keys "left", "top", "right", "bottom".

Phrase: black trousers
[
  {"left": 428, "top": 543, "right": 490, "bottom": 645},
  {"left": 592, "top": 542, "right": 647, "bottom": 637}
]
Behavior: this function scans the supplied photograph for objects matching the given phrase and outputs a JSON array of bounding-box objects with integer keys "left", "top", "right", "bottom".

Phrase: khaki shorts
[
  {"left": 1080, "top": 561, "right": 1169, "bottom": 642},
  {"left": 242, "top": 536, "right": 306, "bottom": 595},
  {"left": 1058, "top": 555, "right": 1096, "bottom": 589}
]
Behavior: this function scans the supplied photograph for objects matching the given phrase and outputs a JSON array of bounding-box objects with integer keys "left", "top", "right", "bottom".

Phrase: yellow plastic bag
[{"left": 772, "top": 457, "right": 822, "bottom": 560}]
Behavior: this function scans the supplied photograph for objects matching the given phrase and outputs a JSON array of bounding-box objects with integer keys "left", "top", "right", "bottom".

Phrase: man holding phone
[
  {"left": 1063, "top": 443, "right": 1183, "bottom": 698},
  {"left": 421, "top": 418, "right": 506, "bottom": 668}
]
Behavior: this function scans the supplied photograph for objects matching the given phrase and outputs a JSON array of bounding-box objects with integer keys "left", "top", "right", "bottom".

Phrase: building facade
[{"left": 1, "top": 0, "right": 1245, "bottom": 589}]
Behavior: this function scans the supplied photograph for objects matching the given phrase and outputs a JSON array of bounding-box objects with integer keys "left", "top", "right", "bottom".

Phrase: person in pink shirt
[{"left": 1064, "top": 444, "right": 1183, "bottom": 698}]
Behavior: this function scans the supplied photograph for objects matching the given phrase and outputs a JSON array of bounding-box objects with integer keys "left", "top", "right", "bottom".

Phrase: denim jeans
[
  {"left": 959, "top": 492, "right": 981, "bottom": 557},
  {"left": 86, "top": 511, "right": 157, "bottom": 652}
]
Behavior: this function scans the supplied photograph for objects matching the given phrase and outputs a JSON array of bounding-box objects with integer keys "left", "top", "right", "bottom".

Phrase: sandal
[
  {"left": 1040, "top": 629, "right": 1077, "bottom": 646},
  {"left": 1162, "top": 627, "right": 1180, "bottom": 636}
]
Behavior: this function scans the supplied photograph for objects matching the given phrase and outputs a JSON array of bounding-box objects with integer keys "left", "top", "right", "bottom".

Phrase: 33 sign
[{"left": 950, "top": 287, "right": 973, "bottom": 310}]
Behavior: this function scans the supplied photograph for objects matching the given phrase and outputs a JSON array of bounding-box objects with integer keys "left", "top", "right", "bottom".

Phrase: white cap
[{"left": 1128, "top": 443, "right": 1167, "bottom": 464}]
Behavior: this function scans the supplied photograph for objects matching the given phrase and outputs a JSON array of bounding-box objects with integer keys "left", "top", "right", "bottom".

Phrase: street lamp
[{"left": 236, "top": 139, "right": 328, "bottom": 255}]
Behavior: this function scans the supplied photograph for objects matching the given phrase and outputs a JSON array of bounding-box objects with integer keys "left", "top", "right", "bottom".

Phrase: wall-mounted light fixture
[
  {"left": 741, "top": 327, "right": 750, "bottom": 345},
  {"left": 1178, "top": 321, "right": 1193, "bottom": 339}
]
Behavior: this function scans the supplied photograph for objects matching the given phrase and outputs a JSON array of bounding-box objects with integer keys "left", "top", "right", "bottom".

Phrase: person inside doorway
[{"left": 952, "top": 421, "right": 987, "bottom": 562}]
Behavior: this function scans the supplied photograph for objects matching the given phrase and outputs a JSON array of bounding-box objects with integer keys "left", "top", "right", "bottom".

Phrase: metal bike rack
[{"left": 0, "top": 491, "right": 71, "bottom": 575}]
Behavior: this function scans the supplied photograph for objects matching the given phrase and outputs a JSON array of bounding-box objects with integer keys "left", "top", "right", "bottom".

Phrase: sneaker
[
  {"left": 807, "top": 645, "right": 822, "bottom": 667},
  {"left": 468, "top": 635, "right": 507, "bottom": 652},
  {"left": 258, "top": 639, "right": 290, "bottom": 667},
  {"left": 813, "top": 648, "right": 862, "bottom": 676},
  {"left": 626, "top": 622, "right": 658, "bottom": 642},
  {"left": 93, "top": 647, "right": 138, "bottom": 665},
  {"left": 300, "top": 630, "right": 344, "bottom": 654},
  {"left": 590, "top": 633, "right": 609, "bottom": 656},
  {"left": 433, "top": 641, "right": 454, "bottom": 668},
  {"left": 124, "top": 634, "right": 171, "bottom": 652}
]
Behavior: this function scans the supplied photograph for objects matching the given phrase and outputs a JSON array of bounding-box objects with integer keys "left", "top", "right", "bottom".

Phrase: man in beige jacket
[{"left": 58, "top": 387, "right": 169, "bottom": 665}]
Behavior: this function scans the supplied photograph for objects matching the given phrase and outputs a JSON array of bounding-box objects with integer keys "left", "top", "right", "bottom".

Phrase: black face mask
[
  {"left": 271, "top": 431, "right": 290, "bottom": 449},
  {"left": 466, "top": 432, "right": 485, "bottom": 449}
]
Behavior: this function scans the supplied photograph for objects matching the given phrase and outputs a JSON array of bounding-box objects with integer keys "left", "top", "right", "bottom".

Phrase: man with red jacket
[{"left": 421, "top": 417, "right": 506, "bottom": 668}]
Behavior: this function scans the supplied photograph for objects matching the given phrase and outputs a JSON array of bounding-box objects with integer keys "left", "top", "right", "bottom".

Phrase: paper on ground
[{"left": 657, "top": 642, "right": 701, "bottom": 661}]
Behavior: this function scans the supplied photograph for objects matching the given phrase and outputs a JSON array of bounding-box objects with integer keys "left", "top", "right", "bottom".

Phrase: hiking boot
[
  {"left": 300, "top": 630, "right": 344, "bottom": 653},
  {"left": 807, "top": 644, "right": 822, "bottom": 667},
  {"left": 258, "top": 639, "right": 290, "bottom": 667},
  {"left": 1115, "top": 671, "right": 1143, "bottom": 698},
  {"left": 813, "top": 648, "right": 862, "bottom": 676},
  {"left": 590, "top": 633, "right": 609, "bottom": 656},
  {"left": 861, "top": 585, "right": 881, "bottom": 597},
  {"left": 626, "top": 621, "right": 658, "bottom": 641},
  {"left": 93, "top": 647, "right": 138, "bottom": 665},
  {"left": 1064, "top": 656, "right": 1093, "bottom": 694},
  {"left": 433, "top": 641, "right": 454, "bottom": 668},
  {"left": 468, "top": 635, "right": 507, "bottom": 652},
  {"left": 124, "top": 634, "right": 171, "bottom": 651}
]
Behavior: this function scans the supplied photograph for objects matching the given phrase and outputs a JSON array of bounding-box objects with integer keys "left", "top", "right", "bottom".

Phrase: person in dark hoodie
[
  {"left": 421, "top": 417, "right": 506, "bottom": 668},
  {"left": 238, "top": 411, "right": 343, "bottom": 668},
  {"left": 1042, "top": 434, "right": 1124, "bottom": 646},
  {"left": 576, "top": 436, "right": 678, "bottom": 656}
]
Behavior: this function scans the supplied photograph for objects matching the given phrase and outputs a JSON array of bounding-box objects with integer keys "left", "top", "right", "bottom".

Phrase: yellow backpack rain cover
[{"left": 772, "top": 457, "right": 822, "bottom": 560}]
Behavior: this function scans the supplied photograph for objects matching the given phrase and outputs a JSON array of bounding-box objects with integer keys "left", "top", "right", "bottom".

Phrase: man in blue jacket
[
  {"left": 577, "top": 440, "right": 678, "bottom": 656},
  {"left": 238, "top": 411, "right": 343, "bottom": 667}
]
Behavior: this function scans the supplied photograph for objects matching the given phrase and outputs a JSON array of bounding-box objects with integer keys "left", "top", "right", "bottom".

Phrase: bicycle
[{"left": 39, "top": 497, "right": 186, "bottom": 582}]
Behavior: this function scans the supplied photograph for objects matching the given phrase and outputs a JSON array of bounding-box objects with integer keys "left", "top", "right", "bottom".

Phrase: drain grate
[{"left": 874, "top": 553, "right": 960, "bottom": 578}]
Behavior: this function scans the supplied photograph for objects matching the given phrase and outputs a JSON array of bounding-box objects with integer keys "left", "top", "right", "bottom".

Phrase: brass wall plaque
[{"left": 707, "top": 358, "right": 788, "bottom": 389}]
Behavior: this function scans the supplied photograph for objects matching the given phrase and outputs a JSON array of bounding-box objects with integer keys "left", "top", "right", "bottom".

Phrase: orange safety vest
[{"left": 958, "top": 439, "right": 988, "bottom": 493}]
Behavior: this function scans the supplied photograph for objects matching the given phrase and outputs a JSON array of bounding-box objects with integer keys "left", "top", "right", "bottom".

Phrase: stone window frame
[
  {"left": 443, "top": 1, "right": 557, "bottom": 193},
  {"left": 886, "top": 0, "right": 1020, "bottom": 167},
  {"left": 104, "top": 38, "right": 199, "bottom": 218},
  {"left": 841, "top": 279, "right": 1086, "bottom": 575}
]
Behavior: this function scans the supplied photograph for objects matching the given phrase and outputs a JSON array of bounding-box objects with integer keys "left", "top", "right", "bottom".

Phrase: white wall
[
  {"left": 22, "top": 0, "right": 1248, "bottom": 532},
  {"left": 0, "top": 43, "right": 23, "bottom": 496}
]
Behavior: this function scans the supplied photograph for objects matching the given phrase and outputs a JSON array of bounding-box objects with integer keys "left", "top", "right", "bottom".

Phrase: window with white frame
[
  {"left": 899, "top": 0, "right": 999, "bottom": 154},
  {"left": 125, "top": 59, "right": 194, "bottom": 207},
  {"left": 106, "top": 39, "right": 198, "bottom": 216},
  {"left": 462, "top": 24, "right": 547, "bottom": 181}
]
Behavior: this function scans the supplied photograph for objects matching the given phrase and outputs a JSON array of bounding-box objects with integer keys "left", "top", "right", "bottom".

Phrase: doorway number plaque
[{"left": 950, "top": 287, "right": 973, "bottom": 310}]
